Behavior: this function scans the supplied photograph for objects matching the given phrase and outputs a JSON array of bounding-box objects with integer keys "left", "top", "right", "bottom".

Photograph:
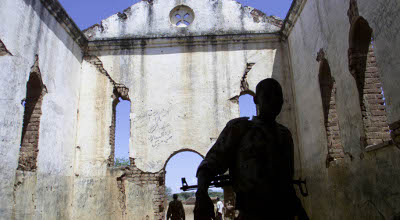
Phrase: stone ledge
[
  {"left": 281, "top": 0, "right": 308, "bottom": 39},
  {"left": 365, "top": 140, "right": 394, "bottom": 152},
  {"left": 87, "top": 33, "right": 280, "bottom": 52}
]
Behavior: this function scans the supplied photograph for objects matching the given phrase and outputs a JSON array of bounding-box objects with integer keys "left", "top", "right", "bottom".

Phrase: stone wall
[
  {"left": 17, "top": 56, "right": 47, "bottom": 172},
  {"left": 287, "top": 0, "right": 400, "bottom": 219},
  {"left": 83, "top": 0, "right": 282, "bottom": 40},
  {"left": 0, "top": 0, "right": 83, "bottom": 218}
]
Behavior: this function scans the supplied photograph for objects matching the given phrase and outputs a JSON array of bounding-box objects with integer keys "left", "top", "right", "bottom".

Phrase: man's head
[
  {"left": 254, "top": 78, "right": 284, "bottom": 121},
  {"left": 217, "top": 197, "right": 220, "bottom": 201},
  {"left": 173, "top": 194, "right": 178, "bottom": 200}
]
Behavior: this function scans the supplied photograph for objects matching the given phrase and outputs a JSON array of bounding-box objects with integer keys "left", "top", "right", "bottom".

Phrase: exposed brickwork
[
  {"left": 268, "top": 16, "right": 284, "bottom": 28},
  {"left": 17, "top": 56, "right": 47, "bottom": 171},
  {"left": 348, "top": 18, "right": 391, "bottom": 147},
  {"left": 0, "top": 39, "right": 12, "bottom": 56},
  {"left": 240, "top": 63, "right": 255, "bottom": 92},
  {"left": 84, "top": 56, "right": 130, "bottom": 99},
  {"left": 118, "top": 163, "right": 166, "bottom": 219},
  {"left": 317, "top": 51, "right": 345, "bottom": 164},
  {"left": 108, "top": 92, "right": 120, "bottom": 167},
  {"left": 85, "top": 55, "right": 131, "bottom": 166},
  {"left": 390, "top": 121, "right": 400, "bottom": 147}
]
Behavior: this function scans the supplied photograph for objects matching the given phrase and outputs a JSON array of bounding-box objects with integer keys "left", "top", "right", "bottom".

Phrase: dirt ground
[{"left": 166, "top": 205, "right": 224, "bottom": 220}]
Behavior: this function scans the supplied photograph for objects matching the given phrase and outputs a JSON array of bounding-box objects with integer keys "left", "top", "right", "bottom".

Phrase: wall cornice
[
  {"left": 280, "top": 0, "right": 308, "bottom": 39},
  {"left": 87, "top": 33, "right": 281, "bottom": 52},
  {"left": 39, "top": 0, "right": 88, "bottom": 50}
]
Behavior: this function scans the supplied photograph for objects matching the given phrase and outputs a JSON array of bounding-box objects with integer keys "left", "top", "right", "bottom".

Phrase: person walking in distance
[
  {"left": 216, "top": 197, "right": 223, "bottom": 220},
  {"left": 167, "top": 194, "right": 185, "bottom": 220}
]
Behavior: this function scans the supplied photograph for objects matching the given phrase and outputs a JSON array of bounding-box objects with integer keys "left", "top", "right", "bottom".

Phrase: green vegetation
[{"left": 115, "top": 157, "right": 130, "bottom": 166}]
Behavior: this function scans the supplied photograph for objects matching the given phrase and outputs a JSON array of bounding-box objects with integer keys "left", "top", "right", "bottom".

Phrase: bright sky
[
  {"left": 58, "top": 0, "right": 292, "bottom": 30},
  {"left": 58, "top": 0, "right": 291, "bottom": 194}
]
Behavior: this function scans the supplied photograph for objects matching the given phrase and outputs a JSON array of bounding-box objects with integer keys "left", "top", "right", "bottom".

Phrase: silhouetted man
[
  {"left": 167, "top": 194, "right": 185, "bottom": 220},
  {"left": 194, "top": 78, "right": 308, "bottom": 220}
]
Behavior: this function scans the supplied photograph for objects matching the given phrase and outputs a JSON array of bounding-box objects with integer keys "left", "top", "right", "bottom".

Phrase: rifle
[
  {"left": 180, "top": 175, "right": 309, "bottom": 197},
  {"left": 180, "top": 175, "right": 231, "bottom": 191}
]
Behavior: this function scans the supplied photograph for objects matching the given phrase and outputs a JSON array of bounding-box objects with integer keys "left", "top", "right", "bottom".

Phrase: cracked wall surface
[
  {"left": 287, "top": 0, "right": 400, "bottom": 219},
  {"left": 1, "top": 0, "right": 400, "bottom": 219},
  {"left": 83, "top": 0, "right": 282, "bottom": 40},
  {"left": 0, "top": 39, "right": 12, "bottom": 56},
  {"left": 317, "top": 51, "right": 345, "bottom": 166},
  {"left": 17, "top": 55, "right": 47, "bottom": 172},
  {"left": 87, "top": 39, "right": 297, "bottom": 174},
  {"left": 0, "top": 0, "right": 83, "bottom": 218}
]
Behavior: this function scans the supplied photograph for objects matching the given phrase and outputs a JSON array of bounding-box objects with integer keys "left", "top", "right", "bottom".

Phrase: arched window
[
  {"left": 348, "top": 17, "right": 391, "bottom": 147},
  {"left": 109, "top": 87, "right": 131, "bottom": 166},
  {"left": 318, "top": 55, "right": 344, "bottom": 165},
  {"left": 18, "top": 57, "right": 46, "bottom": 171}
]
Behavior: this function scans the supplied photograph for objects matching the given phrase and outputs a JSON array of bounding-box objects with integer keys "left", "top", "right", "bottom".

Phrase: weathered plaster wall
[
  {"left": 287, "top": 0, "right": 400, "bottom": 219},
  {"left": 83, "top": 0, "right": 282, "bottom": 40},
  {"left": 88, "top": 38, "right": 296, "bottom": 173},
  {"left": 75, "top": 33, "right": 298, "bottom": 218},
  {"left": 0, "top": 0, "right": 83, "bottom": 219}
]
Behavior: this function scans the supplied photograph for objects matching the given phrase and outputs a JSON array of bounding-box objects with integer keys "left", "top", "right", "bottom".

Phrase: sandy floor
[{"left": 166, "top": 205, "right": 223, "bottom": 220}]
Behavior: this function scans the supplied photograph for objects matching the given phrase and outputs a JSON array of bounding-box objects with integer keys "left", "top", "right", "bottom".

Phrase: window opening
[
  {"left": 348, "top": 17, "right": 391, "bottom": 147},
  {"left": 109, "top": 86, "right": 131, "bottom": 167},
  {"left": 17, "top": 57, "right": 46, "bottom": 171},
  {"left": 239, "top": 94, "right": 257, "bottom": 119},
  {"left": 169, "top": 5, "right": 195, "bottom": 27},
  {"left": 165, "top": 151, "right": 219, "bottom": 218},
  {"left": 318, "top": 58, "right": 344, "bottom": 164},
  {"left": 115, "top": 98, "right": 131, "bottom": 166}
]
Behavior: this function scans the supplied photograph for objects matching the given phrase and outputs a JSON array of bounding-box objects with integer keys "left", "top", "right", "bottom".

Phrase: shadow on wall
[{"left": 21, "top": 0, "right": 83, "bottom": 60}]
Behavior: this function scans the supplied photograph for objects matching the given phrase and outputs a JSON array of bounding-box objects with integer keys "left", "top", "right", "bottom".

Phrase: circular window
[{"left": 169, "top": 5, "right": 195, "bottom": 27}]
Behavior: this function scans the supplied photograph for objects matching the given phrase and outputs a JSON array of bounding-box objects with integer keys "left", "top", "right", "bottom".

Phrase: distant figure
[
  {"left": 216, "top": 197, "right": 223, "bottom": 220},
  {"left": 194, "top": 78, "right": 309, "bottom": 220},
  {"left": 167, "top": 194, "right": 185, "bottom": 220}
]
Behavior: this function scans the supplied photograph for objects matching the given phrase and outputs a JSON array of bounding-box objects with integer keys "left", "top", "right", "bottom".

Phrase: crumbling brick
[
  {"left": 317, "top": 51, "right": 345, "bottom": 165},
  {"left": 117, "top": 173, "right": 127, "bottom": 215},
  {"left": 17, "top": 55, "right": 47, "bottom": 172},
  {"left": 241, "top": 63, "right": 255, "bottom": 92},
  {"left": 390, "top": 121, "right": 400, "bottom": 148},
  {"left": 85, "top": 55, "right": 131, "bottom": 166},
  {"left": 118, "top": 162, "right": 166, "bottom": 219},
  {"left": 348, "top": 18, "right": 391, "bottom": 148},
  {"left": 250, "top": 9, "right": 266, "bottom": 23},
  {"left": 0, "top": 39, "right": 12, "bottom": 56}
]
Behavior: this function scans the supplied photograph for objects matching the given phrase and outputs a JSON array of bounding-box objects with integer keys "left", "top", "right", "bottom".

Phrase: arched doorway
[{"left": 164, "top": 150, "right": 204, "bottom": 219}]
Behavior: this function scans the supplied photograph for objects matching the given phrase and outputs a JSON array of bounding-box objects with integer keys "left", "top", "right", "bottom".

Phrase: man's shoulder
[
  {"left": 276, "top": 123, "right": 292, "bottom": 136},
  {"left": 226, "top": 117, "right": 251, "bottom": 127},
  {"left": 169, "top": 200, "right": 180, "bottom": 205}
]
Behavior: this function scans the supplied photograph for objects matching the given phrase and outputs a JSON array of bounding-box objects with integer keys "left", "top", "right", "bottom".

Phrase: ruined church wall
[
  {"left": 73, "top": 36, "right": 298, "bottom": 219},
  {"left": 83, "top": 0, "right": 281, "bottom": 40},
  {"left": 287, "top": 0, "right": 400, "bottom": 219},
  {"left": 0, "top": 0, "right": 84, "bottom": 219},
  {"left": 92, "top": 38, "right": 296, "bottom": 173}
]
